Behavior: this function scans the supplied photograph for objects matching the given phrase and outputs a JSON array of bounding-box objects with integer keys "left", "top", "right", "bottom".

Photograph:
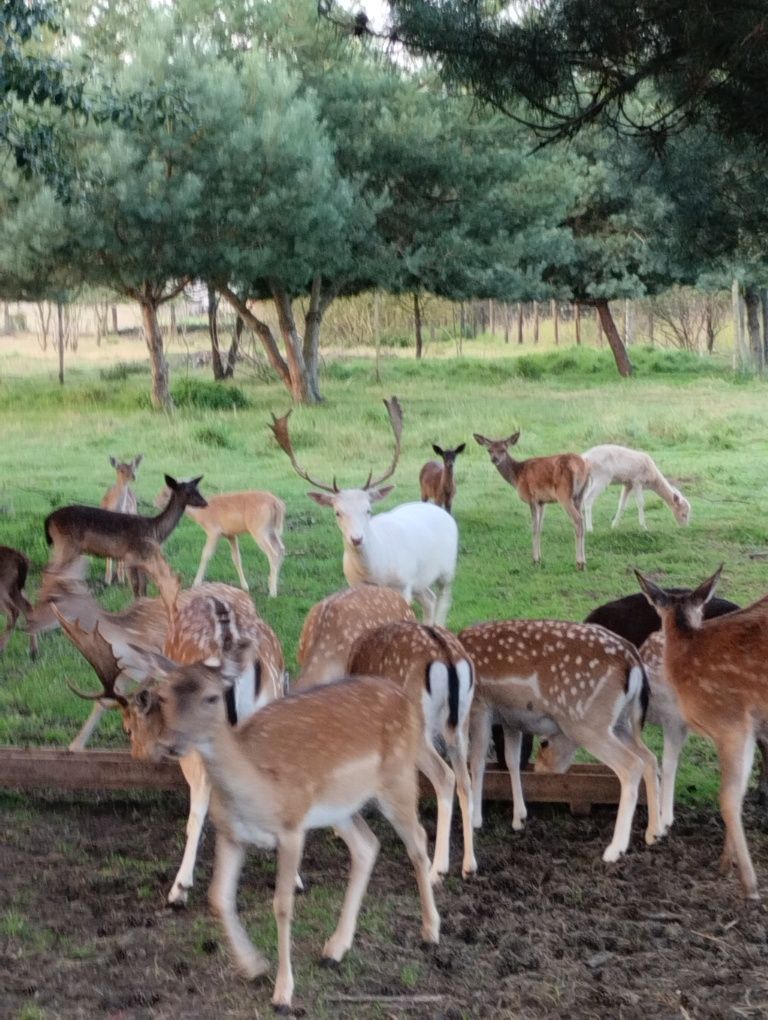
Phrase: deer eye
[
  {"left": 540, "top": 739, "right": 549, "bottom": 749},
  {"left": 205, "top": 694, "right": 219, "bottom": 705}
]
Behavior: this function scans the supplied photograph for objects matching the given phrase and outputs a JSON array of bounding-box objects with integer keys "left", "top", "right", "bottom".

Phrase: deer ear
[
  {"left": 506, "top": 432, "right": 521, "bottom": 447},
  {"left": 164, "top": 474, "right": 178, "bottom": 490},
  {"left": 634, "top": 570, "right": 669, "bottom": 609},
  {"left": 432, "top": 444, "right": 444, "bottom": 457},
  {"left": 369, "top": 485, "right": 395, "bottom": 503},
  {"left": 127, "top": 643, "right": 178, "bottom": 679},
  {"left": 308, "top": 491, "right": 335, "bottom": 508},
  {"left": 133, "top": 454, "right": 143, "bottom": 469},
  {"left": 692, "top": 565, "right": 723, "bottom": 605},
  {"left": 473, "top": 433, "right": 490, "bottom": 448},
  {"left": 455, "top": 443, "right": 466, "bottom": 455},
  {"left": 109, "top": 456, "right": 117, "bottom": 468},
  {"left": 190, "top": 475, "right": 204, "bottom": 487}
]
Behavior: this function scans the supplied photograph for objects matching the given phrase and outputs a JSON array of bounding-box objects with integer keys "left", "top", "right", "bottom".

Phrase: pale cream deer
[
  {"left": 101, "top": 454, "right": 142, "bottom": 586},
  {"left": 459, "top": 618, "right": 661, "bottom": 862},
  {"left": 0, "top": 545, "right": 38, "bottom": 658},
  {"left": 474, "top": 432, "right": 590, "bottom": 569},
  {"left": 348, "top": 621, "right": 476, "bottom": 882},
  {"left": 582, "top": 444, "right": 691, "bottom": 531}
]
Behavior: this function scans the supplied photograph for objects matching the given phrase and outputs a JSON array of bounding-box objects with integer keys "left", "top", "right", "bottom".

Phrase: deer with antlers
[
  {"left": 0, "top": 545, "right": 38, "bottom": 658},
  {"left": 270, "top": 397, "right": 458, "bottom": 625},
  {"left": 101, "top": 454, "right": 143, "bottom": 587},
  {"left": 473, "top": 431, "right": 590, "bottom": 569},
  {"left": 419, "top": 443, "right": 466, "bottom": 514}
]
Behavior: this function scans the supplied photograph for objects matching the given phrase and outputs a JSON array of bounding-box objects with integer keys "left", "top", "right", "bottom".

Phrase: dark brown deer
[
  {"left": 101, "top": 454, "right": 142, "bottom": 587},
  {"left": 419, "top": 443, "right": 465, "bottom": 514},
  {"left": 0, "top": 546, "right": 38, "bottom": 658}
]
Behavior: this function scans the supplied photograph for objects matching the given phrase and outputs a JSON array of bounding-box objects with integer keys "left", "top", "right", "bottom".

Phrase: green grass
[{"left": 1, "top": 335, "right": 767, "bottom": 801}]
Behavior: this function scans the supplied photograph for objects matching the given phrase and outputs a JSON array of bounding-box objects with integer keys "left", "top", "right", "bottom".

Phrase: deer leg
[
  {"left": 469, "top": 703, "right": 492, "bottom": 829},
  {"left": 502, "top": 725, "right": 528, "bottom": 831},
  {"left": 445, "top": 721, "right": 477, "bottom": 877},
  {"left": 633, "top": 484, "right": 648, "bottom": 530},
  {"left": 117, "top": 559, "right": 126, "bottom": 585},
  {"left": 68, "top": 702, "right": 107, "bottom": 751},
  {"left": 209, "top": 832, "right": 268, "bottom": 979},
  {"left": 225, "top": 536, "right": 249, "bottom": 591},
  {"left": 253, "top": 528, "right": 285, "bottom": 598},
  {"left": 579, "top": 728, "right": 644, "bottom": 862},
  {"left": 563, "top": 498, "right": 586, "bottom": 570},
  {"left": 529, "top": 502, "right": 544, "bottom": 565},
  {"left": 583, "top": 486, "right": 595, "bottom": 532},
  {"left": 415, "top": 586, "right": 438, "bottom": 625},
  {"left": 660, "top": 719, "right": 688, "bottom": 833},
  {"left": 194, "top": 533, "right": 220, "bottom": 587},
  {"left": 322, "top": 813, "right": 379, "bottom": 962},
  {"left": 417, "top": 742, "right": 456, "bottom": 883},
  {"left": 433, "top": 580, "right": 453, "bottom": 627},
  {"left": 169, "top": 753, "right": 212, "bottom": 906},
  {"left": 611, "top": 484, "right": 632, "bottom": 529},
  {"left": 757, "top": 737, "right": 768, "bottom": 805},
  {"left": 272, "top": 830, "right": 306, "bottom": 1009},
  {"left": 717, "top": 733, "right": 758, "bottom": 898},
  {"left": 617, "top": 726, "right": 662, "bottom": 846}
]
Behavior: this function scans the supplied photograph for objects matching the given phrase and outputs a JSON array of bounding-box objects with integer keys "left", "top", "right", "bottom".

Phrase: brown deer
[
  {"left": 348, "top": 621, "right": 476, "bottom": 882},
  {"left": 419, "top": 443, "right": 465, "bottom": 514},
  {"left": 293, "top": 584, "right": 415, "bottom": 690},
  {"left": 124, "top": 648, "right": 440, "bottom": 1010},
  {"left": 473, "top": 431, "right": 590, "bottom": 569},
  {"left": 0, "top": 545, "right": 38, "bottom": 658},
  {"left": 43, "top": 474, "right": 206, "bottom": 602},
  {"left": 636, "top": 566, "right": 768, "bottom": 899},
  {"left": 101, "top": 454, "right": 142, "bottom": 586},
  {"left": 459, "top": 618, "right": 661, "bottom": 863},
  {"left": 155, "top": 485, "right": 285, "bottom": 597},
  {"left": 57, "top": 575, "right": 284, "bottom": 906}
]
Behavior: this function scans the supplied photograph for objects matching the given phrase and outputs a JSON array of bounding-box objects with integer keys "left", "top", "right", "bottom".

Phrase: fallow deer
[
  {"left": 636, "top": 566, "right": 768, "bottom": 898},
  {"left": 0, "top": 545, "right": 38, "bottom": 658},
  {"left": 43, "top": 474, "right": 206, "bottom": 602},
  {"left": 270, "top": 398, "right": 458, "bottom": 624},
  {"left": 459, "top": 618, "right": 662, "bottom": 862},
  {"left": 155, "top": 485, "right": 285, "bottom": 597},
  {"left": 53, "top": 571, "right": 284, "bottom": 906},
  {"left": 125, "top": 648, "right": 440, "bottom": 1010},
  {"left": 101, "top": 454, "right": 142, "bottom": 586},
  {"left": 473, "top": 432, "right": 590, "bottom": 569},
  {"left": 348, "top": 621, "right": 476, "bottom": 881},
  {"left": 419, "top": 443, "right": 465, "bottom": 514},
  {"left": 293, "top": 584, "right": 415, "bottom": 690},
  {"left": 582, "top": 444, "right": 691, "bottom": 532}
]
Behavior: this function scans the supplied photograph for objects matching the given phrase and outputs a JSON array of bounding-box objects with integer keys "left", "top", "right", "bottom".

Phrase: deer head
[
  {"left": 473, "top": 432, "right": 520, "bottom": 468},
  {"left": 433, "top": 443, "right": 466, "bottom": 467},
  {"left": 109, "top": 454, "right": 143, "bottom": 484},
  {"left": 635, "top": 566, "right": 722, "bottom": 629}
]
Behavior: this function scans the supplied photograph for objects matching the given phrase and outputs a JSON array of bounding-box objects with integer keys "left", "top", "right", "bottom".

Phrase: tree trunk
[
  {"left": 594, "top": 300, "right": 633, "bottom": 377},
  {"left": 744, "top": 285, "right": 764, "bottom": 372},
  {"left": 225, "top": 315, "right": 242, "bottom": 378},
  {"left": 503, "top": 304, "right": 510, "bottom": 344},
  {"left": 272, "top": 286, "right": 312, "bottom": 404},
  {"left": 219, "top": 286, "right": 292, "bottom": 390},
  {"left": 489, "top": 299, "right": 494, "bottom": 336},
  {"left": 140, "top": 300, "right": 172, "bottom": 411},
  {"left": 596, "top": 307, "right": 603, "bottom": 346},
  {"left": 414, "top": 292, "right": 423, "bottom": 359},
  {"left": 111, "top": 306, "right": 118, "bottom": 334},
  {"left": 551, "top": 299, "right": 559, "bottom": 346},
  {"left": 732, "top": 279, "right": 749, "bottom": 370},
  {"left": 533, "top": 303, "right": 540, "bottom": 344},
  {"left": 574, "top": 303, "right": 581, "bottom": 345},
  {"left": 517, "top": 303, "right": 524, "bottom": 344},
  {"left": 302, "top": 275, "right": 329, "bottom": 403},
  {"left": 705, "top": 299, "right": 716, "bottom": 354},
  {"left": 208, "top": 284, "right": 226, "bottom": 380},
  {"left": 761, "top": 289, "right": 768, "bottom": 364},
  {"left": 57, "top": 300, "right": 65, "bottom": 386}
]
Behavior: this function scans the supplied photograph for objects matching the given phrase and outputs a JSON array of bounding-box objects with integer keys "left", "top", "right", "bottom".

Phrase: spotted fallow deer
[
  {"left": 636, "top": 566, "right": 768, "bottom": 899},
  {"left": 419, "top": 443, "right": 465, "bottom": 514},
  {"left": 270, "top": 398, "right": 458, "bottom": 625},
  {"left": 0, "top": 545, "right": 38, "bottom": 658},
  {"left": 155, "top": 485, "right": 285, "bottom": 597},
  {"left": 348, "top": 621, "right": 476, "bottom": 882},
  {"left": 459, "top": 619, "right": 662, "bottom": 862},
  {"left": 55, "top": 572, "right": 283, "bottom": 906},
  {"left": 101, "top": 454, "right": 142, "bottom": 586},
  {"left": 125, "top": 646, "right": 440, "bottom": 1011},
  {"left": 293, "top": 584, "right": 415, "bottom": 690},
  {"left": 473, "top": 432, "right": 590, "bottom": 569}
]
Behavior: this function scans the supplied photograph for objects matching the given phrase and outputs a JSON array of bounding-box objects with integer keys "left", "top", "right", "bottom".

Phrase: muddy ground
[{"left": 2, "top": 790, "right": 768, "bottom": 1020}]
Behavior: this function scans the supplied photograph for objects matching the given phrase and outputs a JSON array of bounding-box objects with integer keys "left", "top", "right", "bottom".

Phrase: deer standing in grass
[
  {"left": 125, "top": 647, "right": 440, "bottom": 1010},
  {"left": 0, "top": 545, "right": 38, "bottom": 658},
  {"left": 419, "top": 443, "right": 465, "bottom": 514},
  {"left": 43, "top": 474, "right": 206, "bottom": 602},
  {"left": 460, "top": 618, "right": 661, "bottom": 862},
  {"left": 636, "top": 566, "right": 768, "bottom": 898},
  {"left": 271, "top": 397, "right": 458, "bottom": 624},
  {"left": 474, "top": 432, "right": 590, "bottom": 569},
  {"left": 155, "top": 485, "right": 285, "bottom": 597},
  {"left": 101, "top": 454, "right": 142, "bottom": 587},
  {"left": 57, "top": 573, "right": 284, "bottom": 906},
  {"left": 348, "top": 621, "right": 476, "bottom": 882},
  {"left": 294, "top": 584, "right": 415, "bottom": 690}
]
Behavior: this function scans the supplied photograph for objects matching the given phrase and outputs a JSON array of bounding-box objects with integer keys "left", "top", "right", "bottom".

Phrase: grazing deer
[
  {"left": 348, "top": 621, "right": 476, "bottom": 882},
  {"left": 582, "top": 444, "right": 691, "bottom": 532},
  {"left": 270, "top": 398, "right": 458, "bottom": 624},
  {"left": 419, "top": 443, "right": 466, "bottom": 514},
  {"left": 294, "top": 584, "right": 415, "bottom": 690},
  {"left": 0, "top": 545, "right": 38, "bottom": 658},
  {"left": 57, "top": 576, "right": 284, "bottom": 906},
  {"left": 101, "top": 454, "right": 142, "bottom": 586},
  {"left": 43, "top": 474, "right": 206, "bottom": 601},
  {"left": 155, "top": 485, "right": 285, "bottom": 597},
  {"left": 459, "top": 619, "right": 661, "bottom": 862},
  {"left": 125, "top": 648, "right": 440, "bottom": 1010},
  {"left": 636, "top": 566, "right": 768, "bottom": 898},
  {"left": 473, "top": 432, "right": 590, "bottom": 569}
]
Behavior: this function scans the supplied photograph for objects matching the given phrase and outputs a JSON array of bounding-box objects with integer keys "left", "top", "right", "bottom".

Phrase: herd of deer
[{"left": 4, "top": 395, "right": 768, "bottom": 1011}]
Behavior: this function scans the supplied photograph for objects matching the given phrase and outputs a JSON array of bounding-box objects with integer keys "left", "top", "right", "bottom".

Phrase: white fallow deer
[
  {"left": 101, "top": 454, "right": 142, "bottom": 587},
  {"left": 54, "top": 572, "right": 284, "bottom": 906},
  {"left": 43, "top": 474, "right": 206, "bottom": 602},
  {"left": 636, "top": 567, "right": 768, "bottom": 899},
  {"left": 293, "top": 584, "right": 415, "bottom": 690},
  {"left": 270, "top": 397, "right": 458, "bottom": 624},
  {"left": 473, "top": 432, "right": 590, "bottom": 569},
  {"left": 348, "top": 621, "right": 476, "bottom": 882},
  {"left": 155, "top": 485, "right": 285, "bottom": 597},
  {"left": 419, "top": 443, "right": 466, "bottom": 514},
  {"left": 0, "top": 545, "right": 38, "bottom": 658},
  {"left": 582, "top": 444, "right": 691, "bottom": 532},
  {"left": 459, "top": 619, "right": 662, "bottom": 863},
  {"left": 125, "top": 649, "right": 440, "bottom": 1011}
]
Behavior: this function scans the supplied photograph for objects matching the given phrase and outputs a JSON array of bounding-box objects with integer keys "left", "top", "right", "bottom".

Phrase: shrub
[
  {"left": 195, "top": 426, "right": 234, "bottom": 449},
  {"left": 99, "top": 361, "right": 147, "bottom": 382},
  {"left": 172, "top": 377, "right": 250, "bottom": 410}
]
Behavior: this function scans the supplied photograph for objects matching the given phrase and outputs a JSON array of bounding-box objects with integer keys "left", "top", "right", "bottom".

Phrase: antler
[
  {"left": 268, "top": 409, "right": 338, "bottom": 493},
  {"left": 364, "top": 396, "right": 404, "bottom": 490},
  {"left": 53, "top": 606, "right": 128, "bottom": 707}
]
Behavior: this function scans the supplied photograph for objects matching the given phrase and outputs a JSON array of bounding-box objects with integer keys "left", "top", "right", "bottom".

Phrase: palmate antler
[
  {"left": 53, "top": 605, "right": 128, "bottom": 707},
  {"left": 269, "top": 396, "right": 404, "bottom": 492}
]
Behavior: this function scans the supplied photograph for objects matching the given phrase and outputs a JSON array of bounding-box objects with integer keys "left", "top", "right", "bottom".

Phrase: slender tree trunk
[
  {"left": 574, "top": 303, "right": 581, "bottom": 345},
  {"left": 111, "top": 306, "right": 118, "bottom": 334},
  {"left": 489, "top": 299, "right": 494, "bottom": 336},
  {"left": 760, "top": 289, "right": 768, "bottom": 364},
  {"left": 459, "top": 302, "right": 465, "bottom": 338},
  {"left": 705, "top": 299, "right": 716, "bottom": 354},
  {"left": 208, "top": 284, "right": 226, "bottom": 380},
  {"left": 271, "top": 286, "right": 312, "bottom": 403},
  {"left": 139, "top": 300, "right": 172, "bottom": 410},
  {"left": 732, "top": 279, "right": 749, "bottom": 370},
  {"left": 414, "top": 292, "right": 423, "bottom": 359},
  {"left": 3, "top": 303, "right": 13, "bottom": 333},
  {"left": 302, "top": 274, "right": 329, "bottom": 402},
  {"left": 517, "top": 303, "right": 524, "bottom": 344},
  {"left": 503, "top": 303, "right": 510, "bottom": 344},
  {"left": 551, "top": 300, "right": 559, "bottom": 346},
  {"left": 219, "top": 285, "right": 292, "bottom": 391},
  {"left": 533, "top": 303, "right": 540, "bottom": 344},
  {"left": 596, "top": 307, "right": 603, "bottom": 346},
  {"left": 57, "top": 300, "right": 65, "bottom": 386},
  {"left": 225, "top": 315, "right": 242, "bottom": 378},
  {"left": 594, "top": 300, "right": 633, "bottom": 377},
  {"left": 744, "top": 285, "right": 764, "bottom": 372}
]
